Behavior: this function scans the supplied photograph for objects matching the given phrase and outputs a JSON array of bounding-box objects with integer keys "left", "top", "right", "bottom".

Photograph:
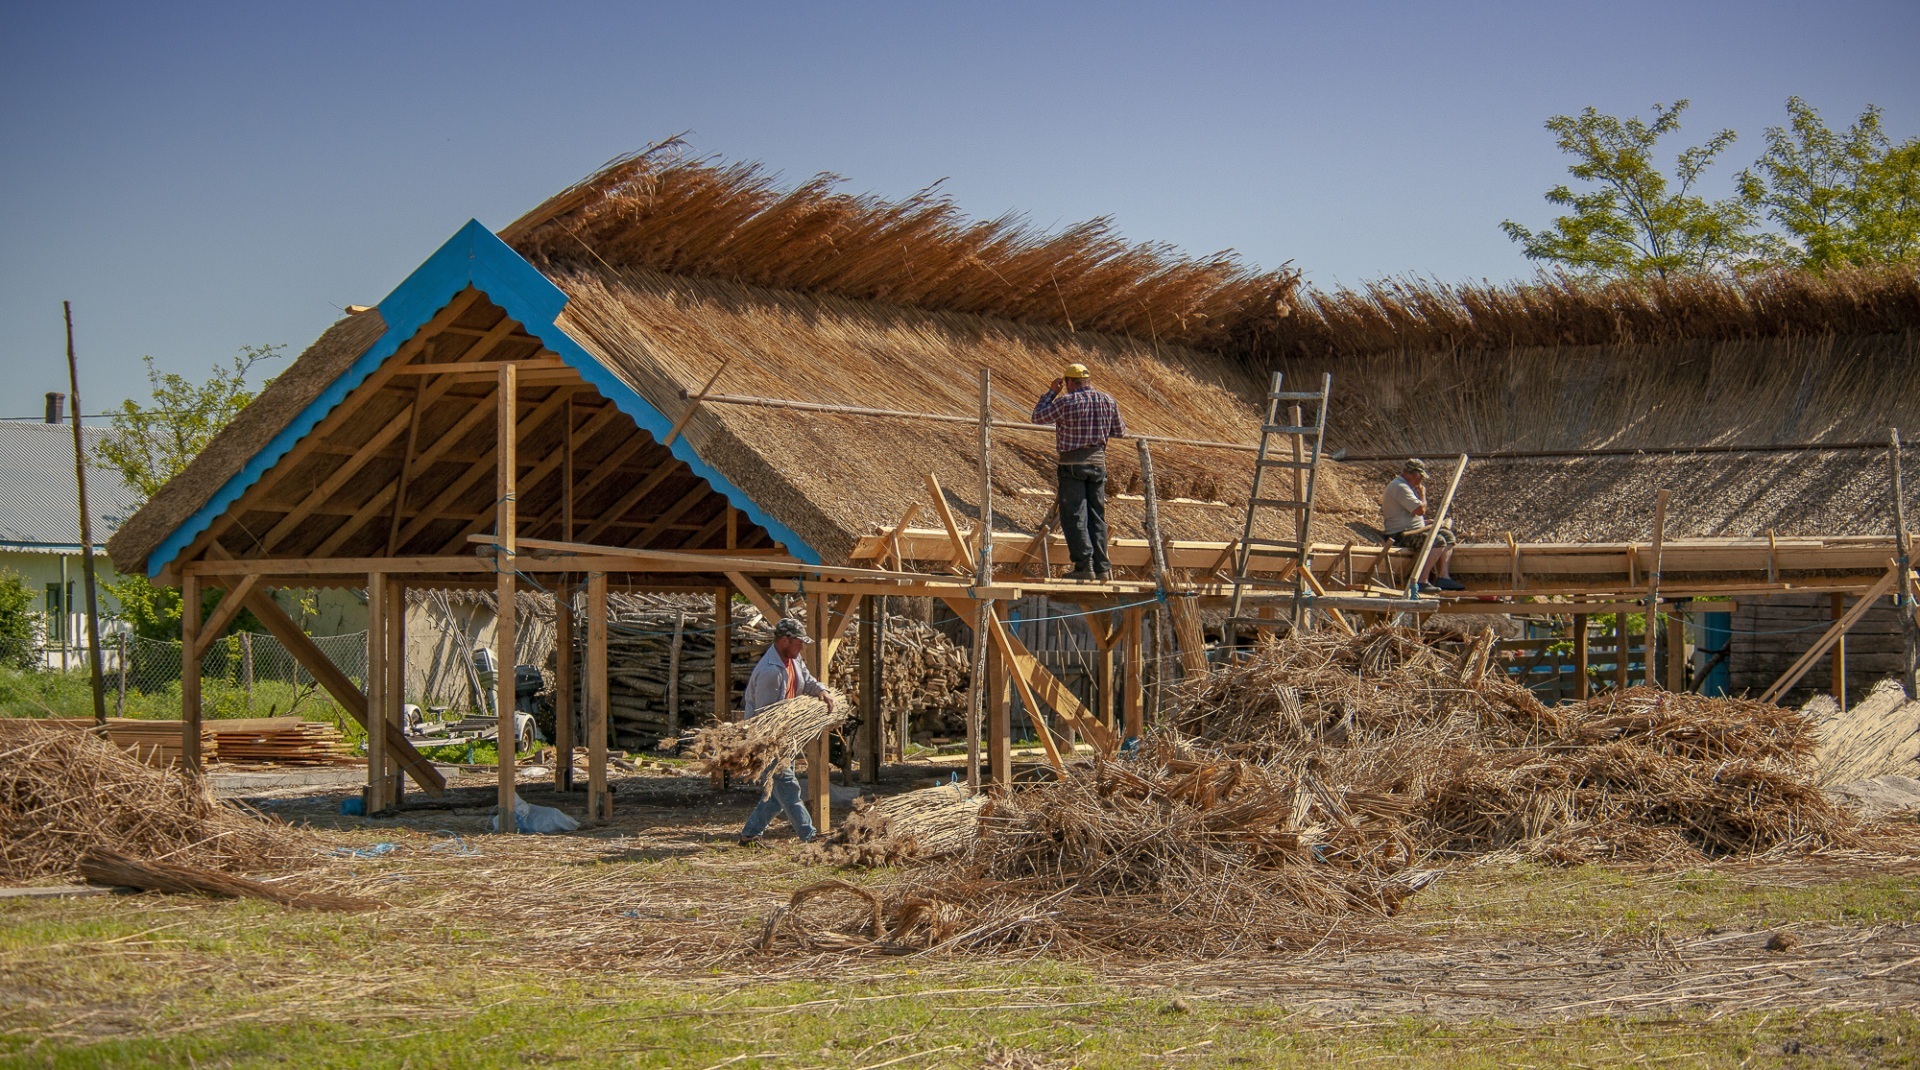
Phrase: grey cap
[
  {"left": 773, "top": 618, "right": 814, "bottom": 643},
  {"left": 1403, "top": 458, "right": 1428, "bottom": 474}
]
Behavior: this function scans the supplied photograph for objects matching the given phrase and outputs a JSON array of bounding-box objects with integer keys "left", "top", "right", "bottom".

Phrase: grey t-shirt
[{"left": 1382, "top": 475, "right": 1426, "bottom": 535}]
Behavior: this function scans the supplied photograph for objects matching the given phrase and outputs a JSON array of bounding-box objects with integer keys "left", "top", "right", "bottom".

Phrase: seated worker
[{"left": 1382, "top": 458, "right": 1464, "bottom": 592}]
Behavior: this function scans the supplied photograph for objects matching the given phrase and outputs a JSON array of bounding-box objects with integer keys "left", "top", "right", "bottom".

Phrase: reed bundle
[
  {"left": 681, "top": 688, "right": 849, "bottom": 785},
  {"left": 0, "top": 722, "right": 308, "bottom": 882},
  {"left": 804, "top": 783, "right": 986, "bottom": 867},
  {"left": 77, "top": 847, "right": 377, "bottom": 912},
  {"left": 766, "top": 735, "right": 1438, "bottom": 957},
  {"left": 504, "top": 141, "right": 1298, "bottom": 350}
]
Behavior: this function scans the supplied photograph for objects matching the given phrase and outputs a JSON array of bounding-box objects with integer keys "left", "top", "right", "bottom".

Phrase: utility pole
[{"left": 64, "top": 303, "right": 107, "bottom": 726}]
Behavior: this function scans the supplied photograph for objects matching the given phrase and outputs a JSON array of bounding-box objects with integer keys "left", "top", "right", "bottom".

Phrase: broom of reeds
[
  {"left": 78, "top": 847, "right": 378, "bottom": 912},
  {"left": 681, "top": 688, "right": 849, "bottom": 787}
]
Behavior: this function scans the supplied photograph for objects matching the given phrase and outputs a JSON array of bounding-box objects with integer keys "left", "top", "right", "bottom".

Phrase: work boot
[
  {"left": 1094, "top": 568, "right": 1113, "bottom": 581},
  {"left": 1063, "top": 567, "right": 1096, "bottom": 582}
]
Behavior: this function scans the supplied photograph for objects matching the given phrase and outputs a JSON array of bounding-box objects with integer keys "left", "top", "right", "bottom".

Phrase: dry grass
[
  {"left": 505, "top": 140, "right": 1300, "bottom": 350},
  {"left": 0, "top": 723, "right": 310, "bottom": 883},
  {"left": 803, "top": 782, "right": 986, "bottom": 867}
]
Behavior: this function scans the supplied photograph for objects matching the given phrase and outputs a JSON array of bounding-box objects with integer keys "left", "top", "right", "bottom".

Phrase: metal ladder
[{"left": 1224, "top": 371, "right": 1331, "bottom": 649}]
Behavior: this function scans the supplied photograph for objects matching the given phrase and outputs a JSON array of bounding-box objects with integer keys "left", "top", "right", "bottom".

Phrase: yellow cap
[{"left": 1063, "top": 363, "right": 1091, "bottom": 379}]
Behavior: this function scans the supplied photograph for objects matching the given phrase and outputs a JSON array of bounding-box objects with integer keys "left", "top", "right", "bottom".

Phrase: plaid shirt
[{"left": 1031, "top": 386, "right": 1126, "bottom": 456}]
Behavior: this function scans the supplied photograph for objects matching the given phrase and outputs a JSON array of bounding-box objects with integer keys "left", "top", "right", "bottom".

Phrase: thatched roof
[{"left": 107, "top": 159, "right": 1359, "bottom": 581}]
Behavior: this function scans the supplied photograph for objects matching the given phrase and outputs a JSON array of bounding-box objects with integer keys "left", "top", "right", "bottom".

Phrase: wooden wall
[{"left": 1730, "top": 592, "right": 1906, "bottom": 705}]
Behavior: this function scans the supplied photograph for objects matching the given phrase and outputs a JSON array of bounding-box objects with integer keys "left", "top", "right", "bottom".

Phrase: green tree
[
  {"left": 0, "top": 569, "right": 43, "bottom": 670},
  {"left": 1503, "top": 101, "right": 1777, "bottom": 278},
  {"left": 1737, "top": 97, "right": 1920, "bottom": 268},
  {"left": 95, "top": 344, "right": 282, "bottom": 501},
  {"left": 96, "top": 345, "right": 284, "bottom": 640}
]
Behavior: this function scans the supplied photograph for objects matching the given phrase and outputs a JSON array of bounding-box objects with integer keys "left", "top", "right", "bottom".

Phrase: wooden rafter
[
  {"left": 525, "top": 423, "right": 659, "bottom": 538},
  {"left": 191, "top": 574, "right": 260, "bottom": 660},
  {"left": 389, "top": 387, "right": 577, "bottom": 551},
  {"left": 627, "top": 482, "right": 715, "bottom": 545},
  {"left": 576, "top": 459, "right": 690, "bottom": 543},
  {"left": 440, "top": 398, "right": 628, "bottom": 549}
]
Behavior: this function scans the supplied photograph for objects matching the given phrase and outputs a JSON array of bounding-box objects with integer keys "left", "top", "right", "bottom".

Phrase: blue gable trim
[{"left": 149, "top": 220, "right": 820, "bottom": 576}]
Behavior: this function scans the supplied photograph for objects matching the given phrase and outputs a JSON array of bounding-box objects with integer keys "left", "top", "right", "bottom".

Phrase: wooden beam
[
  {"left": 181, "top": 573, "right": 201, "bottom": 773},
  {"left": 526, "top": 428, "right": 660, "bottom": 539},
  {"left": 1573, "top": 614, "right": 1589, "bottom": 699},
  {"left": 940, "top": 595, "right": 1112, "bottom": 752},
  {"left": 805, "top": 590, "right": 832, "bottom": 833},
  {"left": 922, "top": 473, "right": 975, "bottom": 574},
  {"left": 587, "top": 571, "right": 610, "bottom": 822},
  {"left": 880, "top": 501, "right": 923, "bottom": 571},
  {"left": 987, "top": 604, "right": 1064, "bottom": 773},
  {"left": 495, "top": 364, "right": 521, "bottom": 833},
  {"left": 192, "top": 574, "right": 259, "bottom": 660},
  {"left": 187, "top": 556, "right": 492, "bottom": 577},
  {"left": 987, "top": 627, "right": 1013, "bottom": 785},
  {"left": 390, "top": 387, "right": 575, "bottom": 552},
  {"left": 441, "top": 399, "right": 629, "bottom": 549},
  {"left": 554, "top": 576, "right": 574, "bottom": 793},
  {"left": 1123, "top": 606, "right": 1144, "bottom": 741},
  {"left": 1646, "top": 489, "right": 1669, "bottom": 688},
  {"left": 365, "top": 571, "right": 389, "bottom": 813},
  {"left": 725, "top": 572, "right": 781, "bottom": 621},
  {"left": 1760, "top": 564, "right": 1899, "bottom": 704},
  {"left": 390, "top": 358, "right": 567, "bottom": 375},
  {"left": 386, "top": 379, "right": 427, "bottom": 556},
  {"left": 627, "top": 482, "right": 716, "bottom": 545},
  {"left": 227, "top": 572, "right": 444, "bottom": 793},
  {"left": 1831, "top": 591, "right": 1848, "bottom": 708},
  {"left": 576, "top": 460, "right": 690, "bottom": 543}
]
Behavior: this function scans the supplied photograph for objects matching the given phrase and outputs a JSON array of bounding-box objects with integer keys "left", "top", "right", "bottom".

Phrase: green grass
[
  {"left": 0, "top": 666, "right": 365, "bottom": 736},
  {"left": 1417, "top": 862, "right": 1920, "bottom": 938}
]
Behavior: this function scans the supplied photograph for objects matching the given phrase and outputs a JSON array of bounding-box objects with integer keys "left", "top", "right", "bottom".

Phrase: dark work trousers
[{"left": 1057, "top": 463, "right": 1110, "bottom": 571}]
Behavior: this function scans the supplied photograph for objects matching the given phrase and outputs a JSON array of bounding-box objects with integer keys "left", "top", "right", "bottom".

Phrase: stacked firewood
[{"left": 550, "top": 597, "right": 971, "bottom": 751}]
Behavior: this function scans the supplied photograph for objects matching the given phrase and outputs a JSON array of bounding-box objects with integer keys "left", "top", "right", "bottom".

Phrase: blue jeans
[{"left": 740, "top": 762, "right": 817, "bottom": 841}]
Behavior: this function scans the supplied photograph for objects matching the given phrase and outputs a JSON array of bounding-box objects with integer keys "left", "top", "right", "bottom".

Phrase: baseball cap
[
  {"left": 773, "top": 618, "right": 814, "bottom": 643},
  {"left": 1403, "top": 458, "right": 1427, "bottom": 474}
]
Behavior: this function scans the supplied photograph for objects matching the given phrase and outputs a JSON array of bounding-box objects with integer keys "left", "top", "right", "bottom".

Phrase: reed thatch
[
  {"left": 504, "top": 141, "right": 1300, "bottom": 351},
  {"left": 1249, "top": 267, "right": 1920, "bottom": 364}
]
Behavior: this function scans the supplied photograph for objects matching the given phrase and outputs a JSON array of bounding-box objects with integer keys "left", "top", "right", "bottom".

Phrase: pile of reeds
[
  {"left": 765, "top": 735, "right": 1439, "bottom": 957},
  {"left": 804, "top": 783, "right": 985, "bottom": 867},
  {"left": 1179, "top": 627, "right": 1853, "bottom": 864},
  {"left": 504, "top": 141, "right": 1298, "bottom": 350},
  {"left": 680, "top": 688, "right": 849, "bottom": 785},
  {"left": 0, "top": 722, "right": 308, "bottom": 883},
  {"left": 1172, "top": 627, "right": 1562, "bottom": 751}
]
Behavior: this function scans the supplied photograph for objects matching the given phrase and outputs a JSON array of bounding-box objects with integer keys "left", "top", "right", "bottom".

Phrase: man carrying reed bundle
[
  {"left": 1032, "top": 362, "right": 1127, "bottom": 581},
  {"left": 737, "top": 618, "right": 836, "bottom": 846},
  {"left": 1382, "top": 458, "right": 1464, "bottom": 592}
]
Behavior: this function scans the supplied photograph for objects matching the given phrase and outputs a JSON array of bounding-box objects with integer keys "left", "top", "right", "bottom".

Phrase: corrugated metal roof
[{"left": 0, "top": 423, "right": 141, "bottom": 550}]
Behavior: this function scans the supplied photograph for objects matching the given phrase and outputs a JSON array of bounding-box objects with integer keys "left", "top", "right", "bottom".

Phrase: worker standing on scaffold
[{"left": 1032, "top": 363, "right": 1127, "bottom": 581}]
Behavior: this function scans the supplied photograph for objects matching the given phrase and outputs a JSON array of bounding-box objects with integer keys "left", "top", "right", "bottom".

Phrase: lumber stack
[
  {"left": 0, "top": 716, "right": 353, "bottom": 768},
  {"left": 556, "top": 598, "right": 970, "bottom": 751}
]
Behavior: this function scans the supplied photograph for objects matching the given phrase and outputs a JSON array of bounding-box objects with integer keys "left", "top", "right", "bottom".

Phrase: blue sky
[{"left": 3, "top": 1, "right": 1916, "bottom": 413}]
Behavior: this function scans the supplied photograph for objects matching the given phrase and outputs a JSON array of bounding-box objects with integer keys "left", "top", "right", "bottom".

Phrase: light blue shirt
[{"left": 743, "top": 643, "right": 827, "bottom": 717}]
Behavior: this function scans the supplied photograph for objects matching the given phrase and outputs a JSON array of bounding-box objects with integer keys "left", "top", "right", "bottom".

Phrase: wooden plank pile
[
  {"left": 556, "top": 597, "right": 970, "bottom": 751},
  {"left": 0, "top": 717, "right": 354, "bottom": 768}
]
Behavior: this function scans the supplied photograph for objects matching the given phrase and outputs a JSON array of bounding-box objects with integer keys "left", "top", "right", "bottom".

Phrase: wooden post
[
  {"left": 554, "top": 577, "right": 574, "bottom": 792},
  {"left": 1123, "top": 605, "right": 1144, "bottom": 740},
  {"left": 63, "top": 303, "right": 107, "bottom": 727},
  {"left": 387, "top": 577, "right": 406, "bottom": 805},
  {"left": 1613, "top": 612, "right": 1629, "bottom": 692},
  {"left": 1665, "top": 604, "right": 1685, "bottom": 693},
  {"left": 1890, "top": 429, "right": 1917, "bottom": 696},
  {"left": 1645, "top": 489, "right": 1668, "bottom": 688},
  {"left": 987, "top": 618, "right": 1011, "bottom": 786},
  {"left": 1831, "top": 591, "right": 1849, "bottom": 708},
  {"left": 241, "top": 631, "right": 254, "bottom": 709},
  {"left": 1097, "top": 618, "right": 1116, "bottom": 730},
  {"left": 1573, "top": 613, "right": 1589, "bottom": 700},
  {"left": 587, "top": 571, "right": 609, "bottom": 822},
  {"left": 115, "top": 630, "right": 126, "bottom": 716},
  {"left": 858, "top": 595, "right": 880, "bottom": 784},
  {"left": 666, "top": 610, "right": 684, "bottom": 738},
  {"left": 366, "top": 573, "right": 388, "bottom": 813},
  {"left": 495, "top": 363, "right": 519, "bottom": 831},
  {"left": 712, "top": 586, "right": 731, "bottom": 789},
  {"left": 181, "top": 573, "right": 201, "bottom": 773},
  {"left": 805, "top": 589, "right": 832, "bottom": 831},
  {"left": 965, "top": 367, "right": 994, "bottom": 792}
]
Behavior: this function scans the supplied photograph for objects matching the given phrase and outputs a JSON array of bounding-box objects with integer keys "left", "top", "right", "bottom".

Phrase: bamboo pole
[
  {"left": 587, "top": 571, "right": 609, "bottom": 822},
  {"left": 63, "top": 303, "right": 106, "bottom": 726},
  {"left": 1645, "top": 489, "right": 1668, "bottom": 688},
  {"left": 495, "top": 363, "right": 519, "bottom": 831}
]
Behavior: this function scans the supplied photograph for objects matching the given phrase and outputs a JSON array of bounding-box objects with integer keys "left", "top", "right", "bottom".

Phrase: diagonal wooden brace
[{"left": 1760, "top": 563, "right": 1899, "bottom": 704}]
